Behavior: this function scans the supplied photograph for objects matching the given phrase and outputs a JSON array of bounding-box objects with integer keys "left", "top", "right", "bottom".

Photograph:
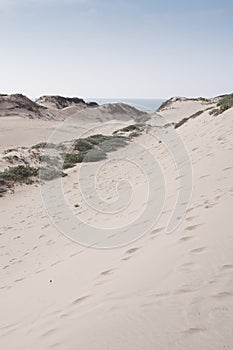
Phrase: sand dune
[
  {"left": 0, "top": 97, "right": 233, "bottom": 349},
  {"left": 156, "top": 96, "right": 217, "bottom": 122}
]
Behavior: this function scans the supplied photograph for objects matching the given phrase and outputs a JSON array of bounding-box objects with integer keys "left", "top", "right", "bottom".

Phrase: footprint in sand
[
  {"left": 100, "top": 269, "right": 114, "bottom": 276},
  {"left": 199, "top": 174, "right": 210, "bottom": 179},
  {"left": 50, "top": 260, "right": 62, "bottom": 267},
  {"left": 150, "top": 227, "right": 164, "bottom": 236},
  {"left": 179, "top": 236, "right": 194, "bottom": 242},
  {"left": 185, "top": 216, "right": 197, "bottom": 222},
  {"left": 13, "top": 235, "right": 21, "bottom": 240},
  {"left": 14, "top": 277, "right": 25, "bottom": 283},
  {"left": 223, "top": 166, "right": 233, "bottom": 171},
  {"left": 221, "top": 264, "right": 233, "bottom": 271},
  {"left": 185, "top": 224, "right": 202, "bottom": 231},
  {"left": 41, "top": 328, "right": 57, "bottom": 337},
  {"left": 212, "top": 291, "right": 233, "bottom": 299},
  {"left": 183, "top": 327, "right": 206, "bottom": 335},
  {"left": 186, "top": 207, "right": 195, "bottom": 214},
  {"left": 125, "top": 247, "right": 140, "bottom": 255},
  {"left": 190, "top": 247, "right": 207, "bottom": 254},
  {"left": 122, "top": 247, "right": 140, "bottom": 261},
  {"left": 122, "top": 256, "right": 131, "bottom": 261},
  {"left": 71, "top": 295, "right": 90, "bottom": 306}
]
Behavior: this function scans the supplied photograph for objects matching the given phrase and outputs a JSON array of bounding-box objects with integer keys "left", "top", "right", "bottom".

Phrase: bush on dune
[
  {"left": 73, "top": 139, "right": 93, "bottom": 152},
  {"left": 0, "top": 165, "right": 39, "bottom": 195},
  {"left": 86, "top": 134, "right": 115, "bottom": 145},
  {"left": 98, "top": 137, "right": 128, "bottom": 152},
  {"left": 0, "top": 165, "right": 38, "bottom": 182},
  {"left": 39, "top": 167, "right": 66, "bottom": 180},
  {"left": 63, "top": 149, "right": 107, "bottom": 169},
  {"left": 63, "top": 153, "right": 85, "bottom": 169},
  {"left": 175, "top": 110, "right": 204, "bottom": 129},
  {"left": 113, "top": 123, "right": 145, "bottom": 134},
  {"left": 210, "top": 94, "right": 233, "bottom": 115},
  {"left": 82, "top": 149, "right": 107, "bottom": 162}
]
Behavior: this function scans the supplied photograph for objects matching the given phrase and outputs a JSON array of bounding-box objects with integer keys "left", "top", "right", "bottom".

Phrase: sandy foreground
[{"left": 0, "top": 106, "right": 233, "bottom": 349}]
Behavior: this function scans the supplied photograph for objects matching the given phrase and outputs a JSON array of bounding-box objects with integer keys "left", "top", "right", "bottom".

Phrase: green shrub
[
  {"left": 211, "top": 94, "right": 233, "bottom": 115},
  {"left": 197, "top": 97, "right": 209, "bottom": 102},
  {"left": 32, "top": 142, "right": 64, "bottom": 150},
  {"left": 32, "top": 142, "right": 53, "bottom": 149},
  {"left": 86, "top": 134, "right": 113, "bottom": 145},
  {"left": 0, "top": 166, "right": 39, "bottom": 193},
  {"left": 209, "top": 108, "right": 219, "bottom": 115},
  {"left": 39, "top": 167, "right": 66, "bottom": 180},
  {"left": 73, "top": 139, "right": 93, "bottom": 152},
  {"left": 175, "top": 110, "right": 204, "bottom": 129},
  {"left": 0, "top": 165, "right": 38, "bottom": 182},
  {"left": 98, "top": 137, "right": 128, "bottom": 152},
  {"left": 189, "top": 110, "right": 204, "bottom": 119},
  {"left": 40, "top": 155, "right": 61, "bottom": 167},
  {"left": 175, "top": 118, "right": 189, "bottom": 129},
  {"left": 82, "top": 149, "right": 107, "bottom": 162},
  {"left": 113, "top": 124, "right": 145, "bottom": 134},
  {"left": 118, "top": 124, "right": 140, "bottom": 132},
  {"left": 63, "top": 153, "right": 85, "bottom": 169}
]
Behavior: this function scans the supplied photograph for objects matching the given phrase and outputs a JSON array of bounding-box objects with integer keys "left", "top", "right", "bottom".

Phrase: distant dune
[
  {"left": 0, "top": 94, "right": 147, "bottom": 122},
  {"left": 35, "top": 95, "right": 98, "bottom": 110}
]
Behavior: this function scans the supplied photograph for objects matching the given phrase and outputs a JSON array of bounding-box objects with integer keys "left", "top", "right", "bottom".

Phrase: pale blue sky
[{"left": 0, "top": 0, "right": 233, "bottom": 99}]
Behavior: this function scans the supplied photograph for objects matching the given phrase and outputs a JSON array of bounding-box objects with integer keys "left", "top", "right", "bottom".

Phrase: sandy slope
[
  {"left": 0, "top": 117, "right": 132, "bottom": 153},
  {"left": 0, "top": 105, "right": 233, "bottom": 349},
  {"left": 156, "top": 97, "right": 216, "bottom": 122},
  {"left": 0, "top": 117, "right": 61, "bottom": 152}
]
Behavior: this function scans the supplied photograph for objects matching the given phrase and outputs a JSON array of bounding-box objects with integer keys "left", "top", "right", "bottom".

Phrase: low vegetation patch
[
  {"left": 175, "top": 110, "right": 204, "bottom": 129},
  {"left": 210, "top": 94, "right": 233, "bottom": 115},
  {"left": 157, "top": 99, "right": 173, "bottom": 112},
  {"left": 62, "top": 149, "right": 107, "bottom": 169},
  {"left": 113, "top": 123, "right": 146, "bottom": 137},
  {"left": 62, "top": 134, "right": 128, "bottom": 169},
  {"left": 32, "top": 142, "right": 55, "bottom": 149},
  {"left": 40, "top": 155, "right": 61, "bottom": 167},
  {"left": 197, "top": 97, "right": 210, "bottom": 102},
  {"left": 86, "top": 134, "right": 127, "bottom": 145},
  {"left": 0, "top": 131, "right": 140, "bottom": 195},
  {"left": 32, "top": 142, "right": 65, "bottom": 150},
  {"left": 81, "top": 149, "right": 107, "bottom": 162},
  {"left": 0, "top": 165, "right": 38, "bottom": 182},
  {"left": 73, "top": 139, "right": 93, "bottom": 152},
  {"left": 0, "top": 165, "right": 39, "bottom": 194},
  {"left": 98, "top": 137, "right": 128, "bottom": 152},
  {"left": 39, "top": 167, "right": 66, "bottom": 181},
  {"left": 63, "top": 153, "right": 85, "bottom": 169}
]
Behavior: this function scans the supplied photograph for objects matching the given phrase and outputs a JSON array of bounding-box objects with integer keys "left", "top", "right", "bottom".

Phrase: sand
[{"left": 0, "top": 102, "right": 233, "bottom": 349}]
